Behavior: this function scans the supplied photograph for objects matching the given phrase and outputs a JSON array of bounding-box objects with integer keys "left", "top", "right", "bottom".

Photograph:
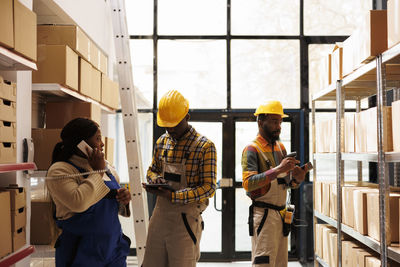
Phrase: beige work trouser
[{"left": 142, "top": 197, "right": 207, "bottom": 267}]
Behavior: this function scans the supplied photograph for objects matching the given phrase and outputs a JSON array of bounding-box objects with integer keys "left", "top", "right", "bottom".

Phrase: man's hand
[
  {"left": 275, "top": 157, "right": 299, "bottom": 175},
  {"left": 116, "top": 188, "right": 131, "bottom": 206},
  {"left": 142, "top": 183, "right": 172, "bottom": 200},
  {"left": 292, "top": 165, "right": 306, "bottom": 184}
]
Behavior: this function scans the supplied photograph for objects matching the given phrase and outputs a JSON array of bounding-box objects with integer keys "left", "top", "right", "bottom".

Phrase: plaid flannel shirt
[{"left": 147, "top": 126, "right": 217, "bottom": 204}]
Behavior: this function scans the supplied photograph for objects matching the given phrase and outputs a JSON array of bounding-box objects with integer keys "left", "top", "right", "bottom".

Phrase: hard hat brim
[
  {"left": 157, "top": 112, "right": 180, "bottom": 128},
  {"left": 254, "top": 112, "right": 289, "bottom": 118}
]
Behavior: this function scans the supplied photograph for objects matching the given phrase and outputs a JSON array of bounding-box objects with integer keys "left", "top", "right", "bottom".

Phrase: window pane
[
  {"left": 231, "top": 0, "right": 299, "bottom": 35},
  {"left": 130, "top": 40, "right": 153, "bottom": 109},
  {"left": 158, "top": 0, "right": 226, "bottom": 35},
  {"left": 126, "top": 0, "right": 153, "bottom": 35},
  {"left": 308, "top": 44, "right": 370, "bottom": 110},
  {"left": 236, "top": 122, "right": 291, "bottom": 183},
  {"left": 158, "top": 40, "right": 227, "bottom": 108},
  {"left": 231, "top": 40, "right": 300, "bottom": 109},
  {"left": 236, "top": 188, "right": 252, "bottom": 251},
  {"left": 304, "top": 0, "right": 372, "bottom": 36},
  {"left": 191, "top": 122, "right": 223, "bottom": 252}
]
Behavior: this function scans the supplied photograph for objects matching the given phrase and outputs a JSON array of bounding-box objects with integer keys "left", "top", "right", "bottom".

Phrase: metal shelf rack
[
  {"left": 0, "top": 46, "right": 37, "bottom": 71},
  {"left": 312, "top": 41, "right": 400, "bottom": 266},
  {"left": 0, "top": 245, "right": 35, "bottom": 267},
  {"left": 0, "top": 163, "right": 37, "bottom": 174}
]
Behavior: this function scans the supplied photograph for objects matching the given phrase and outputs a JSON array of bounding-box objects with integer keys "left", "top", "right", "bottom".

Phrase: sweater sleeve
[{"left": 46, "top": 162, "right": 110, "bottom": 214}]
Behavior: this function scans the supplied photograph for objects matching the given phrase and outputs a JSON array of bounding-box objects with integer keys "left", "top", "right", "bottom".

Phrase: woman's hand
[
  {"left": 116, "top": 188, "right": 131, "bottom": 206},
  {"left": 87, "top": 148, "right": 106, "bottom": 171}
]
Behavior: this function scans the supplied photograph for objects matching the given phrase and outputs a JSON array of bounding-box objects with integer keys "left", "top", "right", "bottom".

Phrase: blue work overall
[{"left": 54, "top": 162, "right": 130, "bottom": 267}]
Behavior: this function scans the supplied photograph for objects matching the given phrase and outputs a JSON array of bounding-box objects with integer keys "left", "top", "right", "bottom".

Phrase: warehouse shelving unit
[
  {"left": 0, "top": 46, "right": 37, "bottom": 71},
  {"left": 312, "top": 42, "right": 400, "bottom": 267}
]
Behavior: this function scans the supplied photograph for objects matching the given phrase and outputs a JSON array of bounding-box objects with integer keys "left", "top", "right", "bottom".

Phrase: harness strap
[{"left": 248, "top": 201, "right": 285, "bottom": 236}]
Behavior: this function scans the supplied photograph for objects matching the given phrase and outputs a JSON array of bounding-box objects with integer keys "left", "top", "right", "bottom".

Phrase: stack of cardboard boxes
[
  {"left": 0, "top": 0, "right": 37, "bottom": 62},
  {"left": 0, "top": 185, "right": 26, "bottom": 259},
  {"left": 0, "top": 76, "right": 17, "bottom": 163}
]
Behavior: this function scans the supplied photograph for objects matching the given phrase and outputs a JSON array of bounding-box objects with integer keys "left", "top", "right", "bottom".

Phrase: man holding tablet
[{"left": 142, "top": 90, "right": 217, "bottom": 267}]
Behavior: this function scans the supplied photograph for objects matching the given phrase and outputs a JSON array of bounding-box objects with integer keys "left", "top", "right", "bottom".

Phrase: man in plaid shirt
[{"left": 142, "top": 90, "right": 217, "bottom": 267}]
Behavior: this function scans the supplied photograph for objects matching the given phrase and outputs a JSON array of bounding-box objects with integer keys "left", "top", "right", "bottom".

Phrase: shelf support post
[
  {"left": 356, "top": 98, "right": 362, "bottom": 181},
  {"left": 393, "top": 87, "right": 400, "bottom": 187},
  {"left": 376, "top": 54, "right": 389, "bottom": 266}
]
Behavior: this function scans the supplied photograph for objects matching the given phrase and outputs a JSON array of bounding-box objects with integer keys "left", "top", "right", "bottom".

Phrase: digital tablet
[{"left": 145, "top": 184, "right": 175, "bottom": 191}]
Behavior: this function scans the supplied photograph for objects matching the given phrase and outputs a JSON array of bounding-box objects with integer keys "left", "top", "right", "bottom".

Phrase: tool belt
[{"left": 248, "top": 201, "right": 287, "bottom": 237}]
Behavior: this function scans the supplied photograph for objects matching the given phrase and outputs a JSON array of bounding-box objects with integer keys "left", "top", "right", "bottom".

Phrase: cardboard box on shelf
[
  {"left": 365, "top": 256, "right": 381, "bottom": 267},
  {"left": 359, "top": 10, "right": 388, "bottom": 63},
  {"left": 79, "top": 57, "right": 92, "bottom": 98},
  {"left": 328, "top": 231, "right": 338, "bottom": 267},
  {"left": 11, "top": 206, "right": 25, "bottom": 232},
  {"left": 31, "top": 200, "right": 60, "bottom": 245},
  {"left": 0, "top": 100, "right": 16, "bottom": 123},
  {"left": 0, "top": 0, "right": 14, "bottom": 49},
  {"left": 99, "top": 50, "right": 108, "bottom": 74},
  {"left": 13, "top": 0, "right": 37, "bottom": 61},
  {"left": 32, "top": 128, "right": 62, "bottom": 170},
  {"left": 331, "top": 43, "right": 343, "bottom": 82},
  {"left": 105, "top": 137, "right": 114, "bottom": 165},
  {"left": 388, "top": 0, "right": 400, "bottom": 48},
  {"left": 354, "top": 188, "right": 377, "bottom": 235},
  {"left": 355, "top": 110, "right": 368, "bottom": 153},
  {"left": 342, "top": 35, "right": 354, "bottom": 76},
  {"left": 101, "top": 74, "right": 119, "bottom": 109},
  {"left": 91, "top": 67, "right": 101, "bottom": 102},
  {"left": 393, "top": 100, "right": 400, "bottom": 152},
  {"left": 0, "top": 122, "right": 16, "bottom": 143},
  {"left": 322, "top": 226, "right": 336, "bottom": 264},
  {"left": 0, "top": 142, "right": 16, "bottom": 163},
  {"left": 33, "top": 45, "right": 79, "bottom": 91},
  {"left": 329, "top": 183, "right": 337, "bottom": 220},
  {"left": 322, "top": 181, "right": 333, "bottom": 217},
  {"left": 314, "top": 181, "right": 322, "bottom": 213},
  {"left": 12, "top": 227, "right": 25, "bottom": 252},
  {"left": 1, "top": 185, "right": 25, "bottom": 211},
  {"left": 345, "top": 113, "right": 355, "bottom": 152},
  {"left": 367, "top": 192, "right": 400, "bottom": 243},
  {"left": 342, "top": 241, "right": 360, "bottom": 267},
  {"left": 37, "top": 25, "right": 90, "bottom": 61},
  {"left": 315, "top": 224, "right": 323, "bottom": 258},
  {"left": 366, "top": 106, "right": 393, "bottom": 152},
  {"left": 45, "top": 101, "right": 101, "bottom": 129},
  {"left": 342, "top": 186, "right": 357, "bottom": 228},
  {"left": 356, "top": 249, "right": 374, "bottom": 267},
  {"left": 0, "top": 77, "right": 17, "bottom": 102},
  {"left": 89, "top": 41, "right": 99, "bottom": 68},
  {"left": 0, "top": 191, "right": 12, "bottom": 259}
]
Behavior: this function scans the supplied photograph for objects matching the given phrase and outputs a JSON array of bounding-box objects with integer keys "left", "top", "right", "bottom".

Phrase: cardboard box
[
  {"left": 393, "top": 100, "right": 400, "bottom": 152},
  {"left": 11, "top": 206, "right": 26, "bottom": 232},
  {"left": 32, "top": 128, "right": 62, "bottom": 170},
  {"left": 322, "top": 181, "right": 333, "bottom": 217},
  {"left": 0, "top": 191, "right": 12, "bottom": 258},
  {"left": 388, "top": 0, "right": 400, "bottom": 48},
  {"left": 0, "top": 100, "right": 16, "bottom": 123},
  {"left": 91, "top": 67, "right": 101, "bottom": 102},
  {"left": 342, "top": 241, "right": 360, "bottom": 267},
  {"left": 0, "top": 122, "right": 16, "bottom": 143},
  {"left": 366, "top": 256, "right": 381, "bottom": 267},
  {"left": 330, "top": 183, "right": 337, "bottom": 219},
  {"left": 342, "top": 186, "right": 358, "bottom": 227},
  {"left": 89, "top": 41, "right": 99, "bottom": 68},
  {"left": 0, "top": 0, "right": 14, "bottom": 49},
  {"left": 315, "top": 224, "right": 323, "bottom": 258},
  {"left": 31, "top": 201, "right": 60, "bottom": 245},
  {"left": 366, "top": 107, "right": 393, "bottom": 152},
  {"left": 12, "top": 227, "right": 25, "bottom": 252},
  {"left": 354, "top": 188, "right": 377, "bottom": 235},
  {"left": 33, "top": 45, "right": 79, "bottom": 91},
  {"left": 13, "top": 0, "right": 37, "bottom": 61},
  {"left": 332, "top": 43, "right": 343, "bottom": 82},
  {"left": 314, "top": 181, "right": 322, "bottom": 213},
  {"left": 342, "top": 35, "right": 354, "bottom": 76},
  {"left": 99, "top": 50, "right": 108, "bottom": 74},
  {"left": 328, "top": 231, "right": 338, "bottom": 267},
  {"left": 355, "top": 110, "right": 368, "bottom": 153},
  {"left": 367, "top": 192, "right": 400, "bottom": 243},
  {"left": 359, "top": 10, "right": 388, "bottom": 63},
  {"left": 105, "top": 137, "right": 114, "bottom": 165},
  {"left": 79, "top": 57, "right": 92, "bottom": 97},
  {"left": 101, "top": 74, "right": 119, "bottom": 109},
  {"left": 0, "top": 77, "right": 17, "bottom": 102},
  {"left": 322, "top": 226, "right": 336, "bottom": 263},
  {"left": 1, "top": 186, "right": 25, "bottom": 211},
  {"left": 37, "top": 25, "right": 90, "bottom": 60},
  {"left": 45, "top": 101, "right": 101, "bottom": 129},
  {"left": 356, "top": 249, "right": 374, "bottom": 267},
  {"left": 345, "top": 113, "right": 355, "bottom": 152},
  {"left": 0, "top": 142, "right": 16, "bottom": 163}
]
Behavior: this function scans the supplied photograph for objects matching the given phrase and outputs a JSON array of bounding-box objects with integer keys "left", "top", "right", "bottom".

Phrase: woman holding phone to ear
[{"left": 46, "top": 118, "right": 131, "bottom": 267}]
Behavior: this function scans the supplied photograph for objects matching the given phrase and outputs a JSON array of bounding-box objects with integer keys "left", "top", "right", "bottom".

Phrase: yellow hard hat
[
  {"left": 254, "top": 100, "right": 288, "bottom": 118},
  {"left": 157, "top": 90, "right": 189, "bottom": 127}
]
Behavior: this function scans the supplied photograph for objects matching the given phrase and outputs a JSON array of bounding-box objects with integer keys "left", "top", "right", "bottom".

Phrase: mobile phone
[
  {"left": 285, "top": 151, "right": 297, "bottom": 158},
  {"left": 77, "top": 140, "right": 93, "bottom": 157},
  {"left": 145, "top": 183, "right": 174, "bottom": 191},
  {"left": 301, "top": 162, "right": 313, "bottom": 172}
]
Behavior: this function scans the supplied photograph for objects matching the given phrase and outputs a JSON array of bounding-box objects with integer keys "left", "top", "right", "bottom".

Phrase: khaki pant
[
  {"left": 142, "top": 197, "right": 206, "bottom": 267},
  {"left": 251, "top": 206, "right": 288, "bottom": 267}
]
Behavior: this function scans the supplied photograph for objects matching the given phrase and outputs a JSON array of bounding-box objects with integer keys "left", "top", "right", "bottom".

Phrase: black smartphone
[
  {"left": 285, "top": 151, "right": 297, "bottom": 158},
  {"left": 301, "top": 162, "right": 313, "bottom": 171}
]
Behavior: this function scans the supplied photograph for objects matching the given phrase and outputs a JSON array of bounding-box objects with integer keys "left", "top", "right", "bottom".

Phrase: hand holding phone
[{"left": 300, "top": 162, "right": 313, "bottom": 172}]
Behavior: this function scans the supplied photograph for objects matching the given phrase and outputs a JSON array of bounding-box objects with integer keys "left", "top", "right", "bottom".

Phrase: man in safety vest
[
  {"left": 142, "top": 90, "right": 217, "bottom": 267},
  {"left": 241, "top": 100, "right": 308, "bottom": 267}
]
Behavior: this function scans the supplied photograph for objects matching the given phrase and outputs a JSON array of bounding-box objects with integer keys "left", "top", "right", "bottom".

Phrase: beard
[{"left": 263, "top": 125, "right": 280, "bottom": 144}]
